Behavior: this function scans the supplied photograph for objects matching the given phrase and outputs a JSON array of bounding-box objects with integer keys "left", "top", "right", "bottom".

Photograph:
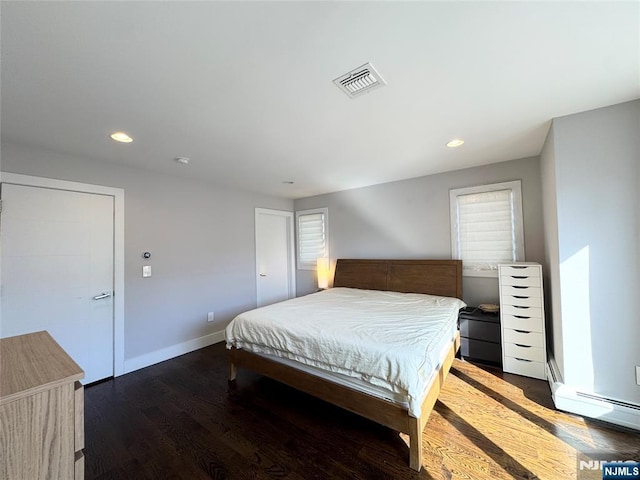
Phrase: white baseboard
[
  {"left": 546, "top": 358, "right": 640, "bottom": 431},
  {"left": 123, "top": 330, "right": 225, "bottom": 374}
]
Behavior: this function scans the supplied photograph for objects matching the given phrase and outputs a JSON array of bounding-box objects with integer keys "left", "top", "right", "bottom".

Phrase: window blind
[
  {"left": 297, "top": 211, "right": 327, "bottom": 268},
  {"left": 455, "top": 189, "right": 516, "bottom": 272}
]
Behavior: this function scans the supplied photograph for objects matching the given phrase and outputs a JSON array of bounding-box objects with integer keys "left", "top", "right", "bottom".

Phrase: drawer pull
[
  {"left": 514, "top": 357, "right": 532, "bottom": 362},
  {"left": 512, "top": 285, "right": 528, "bottom": 289},
  {"left": 515, "top": 344, "right": 531, "bottom": 348},
  {"left": 511, "top": 276, "right": 527, "bottom": 279},
  {"left": 514, "top": 330, "right": 531, "bottom": 334},
  {"left": 513, "top": 295, "right": 530, "bottom": 299},
  {"left": 513, "top": 306, "right": 530, "bottom": 309},
  {"left": 513, "top": 315, "right": 531, "bottom": 319}
]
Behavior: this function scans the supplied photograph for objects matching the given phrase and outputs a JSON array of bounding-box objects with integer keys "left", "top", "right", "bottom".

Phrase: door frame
[
  {"left": 1, "top": 172, "right": 126, "bottom": 377},
  {"left": 255, "top": 208, "right": 296, "bottom": 305}
]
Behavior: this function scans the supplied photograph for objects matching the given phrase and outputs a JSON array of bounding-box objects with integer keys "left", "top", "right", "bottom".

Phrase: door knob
[{"left": 259, "top": 273, "right": 267, "bottom": 277}]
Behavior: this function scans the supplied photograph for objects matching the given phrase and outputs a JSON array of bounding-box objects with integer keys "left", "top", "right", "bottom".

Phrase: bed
[{"left": 226, "top": 259, "right": 464, "bottom": 471}]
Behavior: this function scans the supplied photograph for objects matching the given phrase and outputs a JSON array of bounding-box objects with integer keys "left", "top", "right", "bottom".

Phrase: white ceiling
[{"left": 2, "top": 1, "right": 639, "bottom": 199}]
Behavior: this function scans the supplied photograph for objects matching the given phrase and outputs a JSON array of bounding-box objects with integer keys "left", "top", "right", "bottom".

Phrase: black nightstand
[{"left": 459, "top": 306, "right": 502, "bottom": 366}]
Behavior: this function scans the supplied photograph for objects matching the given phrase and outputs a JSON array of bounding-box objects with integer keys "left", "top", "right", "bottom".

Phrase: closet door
[{"left": 255, "top": 208, "right": 295, "bottom": 307}]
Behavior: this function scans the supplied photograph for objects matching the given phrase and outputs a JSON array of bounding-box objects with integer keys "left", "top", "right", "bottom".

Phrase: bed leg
[
  {"left": 408, "top": 416, "right": 422, "bottom": 471},
  {"left": 229, "top": 362, "right": 237, "bottom": 382}
]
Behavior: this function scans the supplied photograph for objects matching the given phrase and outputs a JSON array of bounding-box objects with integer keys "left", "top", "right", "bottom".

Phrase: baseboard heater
[
  {"left": 575, "top": 392, "right": 640, "bottom": 412},
  {"left": 546, "top": 359, "right": 640, "bottom": 431}
]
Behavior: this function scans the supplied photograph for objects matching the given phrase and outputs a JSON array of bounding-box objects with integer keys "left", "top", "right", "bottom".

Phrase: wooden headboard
[{"left": 333, "top": 259, "right": 463, "bottom": 299}]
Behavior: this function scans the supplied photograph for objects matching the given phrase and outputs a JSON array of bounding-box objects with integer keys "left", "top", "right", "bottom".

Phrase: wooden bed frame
[{"left": 228, "top": 259, "right": 463, "bottom": 471}]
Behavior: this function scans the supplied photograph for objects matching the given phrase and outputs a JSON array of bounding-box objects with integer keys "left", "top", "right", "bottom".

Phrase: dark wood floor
[{"left": 84, "top": 343, "right": 639, "bottom": 480}]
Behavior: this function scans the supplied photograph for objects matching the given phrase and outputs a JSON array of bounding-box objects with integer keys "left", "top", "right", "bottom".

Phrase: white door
[
  {"left": 1, "top": 183, "right": 115, "bottom": 384},
  {"left": 255, "top": 208, "right": 295, "bottom": 307}
]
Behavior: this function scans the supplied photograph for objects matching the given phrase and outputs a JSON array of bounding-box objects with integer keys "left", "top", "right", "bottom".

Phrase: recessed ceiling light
[
  {"left": 175, "top": 157, "right": 190, "bottom": 165},
  {"left": 446, "top": 138, "right": 464, "bottom": 148},
  {"left": 110, "top": 131, "right": 133, "bottom": 143}
]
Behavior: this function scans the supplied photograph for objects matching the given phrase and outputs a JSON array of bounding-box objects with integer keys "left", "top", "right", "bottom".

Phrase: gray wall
[
  {"left": 1, "top": 142, "right": 293, "bottom": 360},
  {"left": 542, "top": 100, "right": 640, "bottom": 403},
  {"left": 294, "top": 156, "right": 545, "bottom": 306}
]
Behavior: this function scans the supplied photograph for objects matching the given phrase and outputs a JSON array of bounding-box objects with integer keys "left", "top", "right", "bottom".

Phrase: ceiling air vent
[{"left": 333, "top": 62, "right": 386, "bottom": 99}]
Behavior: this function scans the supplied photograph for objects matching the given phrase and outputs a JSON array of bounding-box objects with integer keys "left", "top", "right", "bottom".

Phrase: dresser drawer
[
  {"left": 499, "top": 265, "right": 540, "bottom": 277},
  {"left": 501, "top": 295, "right": 542, "bottom": 308},
  {"left": 460, "top": 318, "right": 501, "bottom": 343},
  {"left": 503, "top": 356, "right": 546, "bottom": 380},
  {"left": 502, "top": 314, "right": 543, "bottom": 333},
  {"left": 502, "top": 329, "right": 544, "bottom": 348},
  {"left": 500, "top": 275, "right": 540, "bottom": 287},
  {"left": 460, "top": 337, "right": 502, "bottom": 365},
  {"left": 501, "top": 285, "right": 541, "bottom": 298},
  {"left": 501, "top": 304, "right": 542, "bottom": 318},
  {"left": 504, "top": 343, "right": 545, "bottom": 362}
]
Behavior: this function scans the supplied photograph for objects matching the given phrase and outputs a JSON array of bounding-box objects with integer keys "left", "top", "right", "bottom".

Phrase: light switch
[{"left": 142, "top": 265, "right": 152, "bottom": 277}]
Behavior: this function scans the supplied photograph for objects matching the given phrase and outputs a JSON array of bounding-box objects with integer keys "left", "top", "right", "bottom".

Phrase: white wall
[
  {"left": 1, "top": 142, "right": 292, "bottom": 366},
  {"left": 540, "top": 125, "right": 564, "bottom": 377},
  {"left": 294, "top": 156, "right": 545, "bottom": 307},
  {"left": 543, "top": 100, "right": 640, "bottom": 404}
]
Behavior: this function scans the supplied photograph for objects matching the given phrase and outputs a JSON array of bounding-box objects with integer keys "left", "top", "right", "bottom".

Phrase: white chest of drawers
[{"left": 498, "top": 263, "right": 547, "bottom": 380}]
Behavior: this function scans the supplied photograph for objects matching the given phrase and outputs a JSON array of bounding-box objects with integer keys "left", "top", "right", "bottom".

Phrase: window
[
  {"left": 295, "top": 207, "right": 329, "bottom": 270},
  {"left": 449, "top": 181, "right": 524, "bottom": 277}
]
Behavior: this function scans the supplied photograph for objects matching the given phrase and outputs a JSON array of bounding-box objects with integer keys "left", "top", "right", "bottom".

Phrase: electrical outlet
[
  {"left": 142, "top": 265, "right": 152, "bottom": 277},
  {"left": 207, "top": 311, "right": 215, "bottom": 322},
  {"left": 636, "top": 366, "right": 640, "bottom": 386}
]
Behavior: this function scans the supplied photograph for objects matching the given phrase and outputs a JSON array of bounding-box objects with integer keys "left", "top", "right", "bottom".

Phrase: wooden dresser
[
  {"left": 498, "top": 263, "right": 547, "bottom": 380},
  {"left": 0, "top": 331, "right": 85, "bottom": 480}
]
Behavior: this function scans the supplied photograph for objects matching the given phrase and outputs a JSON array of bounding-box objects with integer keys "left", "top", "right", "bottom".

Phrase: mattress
[{"left": 225, "top": 287, "right": 466, "bottom": 417}]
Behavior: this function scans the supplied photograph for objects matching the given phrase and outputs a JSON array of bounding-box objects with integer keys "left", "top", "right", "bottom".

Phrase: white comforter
[{"left": 225, "top": 287, "right": 465, "bottom": 417}]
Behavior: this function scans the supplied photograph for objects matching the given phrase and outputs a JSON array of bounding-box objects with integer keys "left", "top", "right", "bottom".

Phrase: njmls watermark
[{"left": 577, "top": 451, "right": 640, "bottom": 480}]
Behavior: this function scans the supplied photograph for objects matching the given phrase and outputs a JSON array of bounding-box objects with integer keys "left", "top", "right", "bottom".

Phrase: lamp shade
[{"left": 316, "top": 257, "right": 330, "bottom": 290}]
